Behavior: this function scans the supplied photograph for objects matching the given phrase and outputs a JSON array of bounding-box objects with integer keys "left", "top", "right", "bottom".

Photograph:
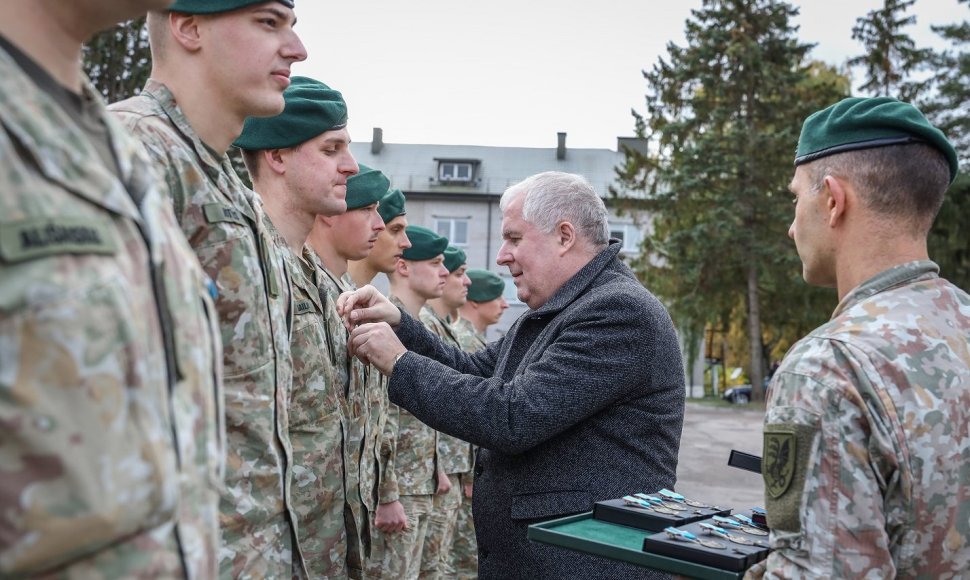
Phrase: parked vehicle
[{"left": 722, "top": 384, "right": 751, "bottom": 405}]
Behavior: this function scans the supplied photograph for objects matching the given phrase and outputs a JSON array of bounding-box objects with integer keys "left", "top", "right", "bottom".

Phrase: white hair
[{"left": 500, "top": 171, "right": 609, "bottom": 247}]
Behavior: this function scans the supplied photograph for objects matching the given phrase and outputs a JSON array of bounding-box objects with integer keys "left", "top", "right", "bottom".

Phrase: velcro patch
[
  {"left": 0, "top": 218, "right": 116, "bottom": 263},
  {"left": 764, "top": 422, "right": 817, "bottom": 533},
  {"left": 203, "top": 202, "right": 247, "bottom": 226}
]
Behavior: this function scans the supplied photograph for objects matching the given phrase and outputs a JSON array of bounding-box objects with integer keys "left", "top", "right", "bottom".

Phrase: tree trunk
[{"left": 746, "top": 262, "right": 765, "bottom": 401}]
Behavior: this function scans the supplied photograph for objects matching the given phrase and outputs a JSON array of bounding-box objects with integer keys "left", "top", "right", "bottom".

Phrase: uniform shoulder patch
[
  {"left": 764, "top": 430, "right": 796, "bottom": 499},
  {"left": 0, "top": 218, "right": 116, "bottom": 263}
]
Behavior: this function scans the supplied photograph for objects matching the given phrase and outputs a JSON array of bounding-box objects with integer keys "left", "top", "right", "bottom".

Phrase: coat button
[
  {"left": 481, "top": 549, "right": 489, "bottom": 559},
  {"left": 475, "top": 463, "right": 483, "bottom": 476}
]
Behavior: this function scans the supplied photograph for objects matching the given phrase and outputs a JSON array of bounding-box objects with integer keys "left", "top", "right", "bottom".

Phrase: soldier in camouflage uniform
[
  {"left": 450, "top": 269, "right": 508, "bottom": 579},
  {"left": 346, "top": 189, "right": 415, "bottom": 577},
  {"left": 420, "top": 247, "right": 472, "bottom": 579},
  {"left": 1, "top": 2, "right": 224, "bottom": 577},
  {"left": 236, "top": 77, "right": 362, "bottom": 577},
  {"left": 751, "top": 97, "right": 970, "bottom": 579},
  {"left": 306, "top": 165, "right": 391, "bottom": 578},
  {"left": 364, "top": 226, "right": 449, "bottom": 579},
  {"left": 348, "top": 189, "right": 412, "bottom": 290},
  {"left": 109, "top": 1, "right": 308, "bottom": 576}
]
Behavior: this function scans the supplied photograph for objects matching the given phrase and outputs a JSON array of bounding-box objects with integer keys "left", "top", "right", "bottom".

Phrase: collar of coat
[{"left": 528, "top": 240, "right": 625, "bottom": 318}]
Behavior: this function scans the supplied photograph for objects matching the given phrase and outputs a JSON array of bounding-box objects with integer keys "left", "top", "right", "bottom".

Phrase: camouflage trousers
[
  {"left": 450, "top": 483, "right": 477, "bottom": 579},
  {"left": 420, "top": 474, "right": 463, "bottom": 579},
  {"left": 364, "top": 494, "right": 433, "bottom": 579}
]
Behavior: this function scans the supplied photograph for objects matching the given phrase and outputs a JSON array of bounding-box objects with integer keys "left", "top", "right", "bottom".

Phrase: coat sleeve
[
  {"left": 395, "top": 309, "right": 501, "bottom": 378},
  {"left": 388, "top": 291, "right": 670, "bottom": 455}
]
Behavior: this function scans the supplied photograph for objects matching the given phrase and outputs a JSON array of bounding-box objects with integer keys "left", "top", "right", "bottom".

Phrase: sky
[{"left": 293, "top": 0, "right": 965, "bottom": 150}]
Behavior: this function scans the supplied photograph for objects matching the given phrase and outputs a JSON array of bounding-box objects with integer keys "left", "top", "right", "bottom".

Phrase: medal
[
  {"left": 664, "top": 527, "right": 725, "bottom": 550},
  {"left": 635, "top": 493, "right": 687, "bottom": 511},
  {"left": 739, "top": 525, "right": 768, "bottom": 536}
]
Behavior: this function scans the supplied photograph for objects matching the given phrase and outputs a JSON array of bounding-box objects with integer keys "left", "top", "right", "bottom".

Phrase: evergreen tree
[
  {"left": 848, "top": 0, "right": 932, "bottom": 99},
  {"left": 617, "top": 0, "right": 847, "bottom": 399},
  {"left": 923, "top": 0, "right": 970, "bottom": 291},
  {"left": 83, "top": 18, "right": 152, "bottom": 103}
]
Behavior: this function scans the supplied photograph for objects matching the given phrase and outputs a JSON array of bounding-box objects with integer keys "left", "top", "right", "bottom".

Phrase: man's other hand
[
  {"left": 337, "top": 285, "right": 401, "bottom": 330},
  {"left": 349, "top": 322, "right": 407, "bottom": 375}
]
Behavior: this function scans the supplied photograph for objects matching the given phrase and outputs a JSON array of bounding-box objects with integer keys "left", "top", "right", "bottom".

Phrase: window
[
  {"left": 609, "top": 223, "right": 642, "bottom": 253},
  {"left": 434, "top": 218, "right": 469, "bottom": 247},
  {"left": 438, "top": 161, "right": 474, "bottom": 183}
]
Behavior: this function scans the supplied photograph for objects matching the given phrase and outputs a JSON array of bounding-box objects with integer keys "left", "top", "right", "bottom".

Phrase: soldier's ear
[
  {"left": 168, "top": 12, "right": 203, "bottom": 52},
  {"left": 823, "top": 175, "right": 848, "bottom": 228},
  {"left": 395, "top": 259, "right": 409, "bottom": 277}
]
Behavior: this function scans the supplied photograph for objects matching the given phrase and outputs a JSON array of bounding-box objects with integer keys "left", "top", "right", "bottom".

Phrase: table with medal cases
[{"left": 528, "top": 488, "right": 769, "bottom": 580}]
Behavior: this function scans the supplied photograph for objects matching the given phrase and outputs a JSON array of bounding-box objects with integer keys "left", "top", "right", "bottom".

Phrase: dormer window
[{"left": 435, "top": 158, "right": 480, "bottom": 185}]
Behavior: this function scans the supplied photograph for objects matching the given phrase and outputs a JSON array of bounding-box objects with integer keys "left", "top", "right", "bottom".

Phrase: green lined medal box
[{"left": 528, "top": 512, "right": 757, "bottom": 580}]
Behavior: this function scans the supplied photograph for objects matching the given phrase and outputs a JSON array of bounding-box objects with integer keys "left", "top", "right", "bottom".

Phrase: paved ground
[{"left": 674, "top": 401, "right": 765, "bottom": 511}]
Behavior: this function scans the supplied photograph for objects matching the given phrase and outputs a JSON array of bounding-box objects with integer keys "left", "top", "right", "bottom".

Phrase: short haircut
[
  {"left": 500, "top": 171, "right": 610, "bottom": 247},
  {"left": 807, "top": 143, "right": 950, "bottom": 233},
  {"left": 239, "top": 142, "right": 304, "bottom": 183},
  {"left": 146, "top": 12, "right": 169, "bottom": 63}
]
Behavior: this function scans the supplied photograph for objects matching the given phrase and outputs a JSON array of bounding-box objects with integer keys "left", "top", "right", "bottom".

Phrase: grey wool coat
[{"left": 389, "top": 241, "right": 685, "bottom": 579}]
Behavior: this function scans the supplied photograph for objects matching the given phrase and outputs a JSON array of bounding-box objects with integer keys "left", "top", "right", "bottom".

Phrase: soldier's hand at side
[
  {"left": 436, "top": 470, "right": 452, "bottom": 495},
  {"left": 375, "top": 500, "right": 408, "bottom": 533},
  {"left": 337, "top": 285, "right": 401, "bottom": 330},
  {"left": 463, "top": 481, "right": 473, "bottom": 499},
  {"left": 349, "top": 322, "right": 406, "bottom": 375}
]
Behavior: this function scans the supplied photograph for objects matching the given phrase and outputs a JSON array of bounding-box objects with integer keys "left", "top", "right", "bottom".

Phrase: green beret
[
  {"left": 796, "top": 97, "right": 958, "bottom": 184},
  {"left": 401, "top": 226, "right": 448, "bottom": 261},
  {"left": 443, "top": 246, "right": 467, "bottom": 273},
  {"left": 378, "top": 189, "right": 407, "bottom": 224},
  {"left": 466, "top": 269, "right": 505, "bottom": 302},
  {"left": 346, "top": 165, "right": 389, "bottom": 210},
  {"left": 170, "top": 0, "right": 293, "bottom": 14},
  {"left": 234, "top": 76, "right": 346, "bottom": 150}
]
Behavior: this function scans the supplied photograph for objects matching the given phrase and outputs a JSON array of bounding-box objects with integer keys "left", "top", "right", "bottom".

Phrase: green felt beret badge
[
  {"left": 401, "top": 226, "right": 448, "bottom": 261},
  {"left": 443, "top": 245, "right": 467, "bottom": 273},
  {"left": 235, "top": 76, "right": 347, "bottom": 150},
  {"left": 795, "top": 97, "right": 958, "bottom": 184},
  {"left": 170, "top": 0, "right": 294, "bottom": 14},
  {"left": 346, "top": 165, "right": 389, "bottom": 210},
  {"left": 466, "top": 269, "right": 505, "bottom": 302},
  {"left": 378, "top": 189, "right": 407, "bottom": 223}
]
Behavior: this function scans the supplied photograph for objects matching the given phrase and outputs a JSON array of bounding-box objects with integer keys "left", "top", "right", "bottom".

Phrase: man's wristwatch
[{"left": 392, "top": 351, "right": 407, "bottom": 370}]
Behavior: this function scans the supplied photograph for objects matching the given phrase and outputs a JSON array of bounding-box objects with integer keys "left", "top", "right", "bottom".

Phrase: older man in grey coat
[{"left": 343, "top": 172, "right": 685, "bottom": 579}]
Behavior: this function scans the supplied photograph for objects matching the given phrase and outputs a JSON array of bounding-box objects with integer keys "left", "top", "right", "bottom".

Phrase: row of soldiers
[{"left": 1, "top": 0, "right": 507, "bottom": 578}]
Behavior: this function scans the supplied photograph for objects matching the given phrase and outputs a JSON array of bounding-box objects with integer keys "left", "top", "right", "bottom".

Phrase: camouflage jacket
[
  {"left": 317, "top": 266, "right": 370, "bottom": 565},
  {"left": 452, "top": 316, "right": 486, "bottom": 485},
  {"left": 419, "top": 307, "right": 472, "bottom": 475},
  {"left": 110, "top": 81, "right": 300, "bottom": 578},
  {"left": 278, "top": 240, "right": 348, "bottom": 577},
  {"left": 761, "top": 260, "right": 970, "bottom": 578},
  {"left": 0, "top": 50, "right": 223, "bottom": 578},
  {"left": 453, "top": 316, "right": 487, "bottom": 353},
  {"left": 381, "top": 297, "right": 440, "bottom": 498}
]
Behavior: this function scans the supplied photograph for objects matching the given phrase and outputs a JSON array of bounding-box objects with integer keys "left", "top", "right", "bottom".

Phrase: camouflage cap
[
  {"left": 170, "top": 0, "right": 294, "bottom": 13},
  {"left": 378, "top": 189, "right": 407, "bottom": 223},
  {"left": 466, "top": 269, "right": 504, "bottom": 302},
  {"left": 402, "top": 226, "right": 448, "bottom": 261},
  {"left": 443, "top": 245, "right": 467, "bottom": 273},
  {"left": 795, "top": 97, "right": 958, "bottom": 184},
  {"left": 234, "top": 76, "right": 346, "bottom": 150},
  {"left": 346, "top": 165, "right": 389, "bottom": 210}
]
